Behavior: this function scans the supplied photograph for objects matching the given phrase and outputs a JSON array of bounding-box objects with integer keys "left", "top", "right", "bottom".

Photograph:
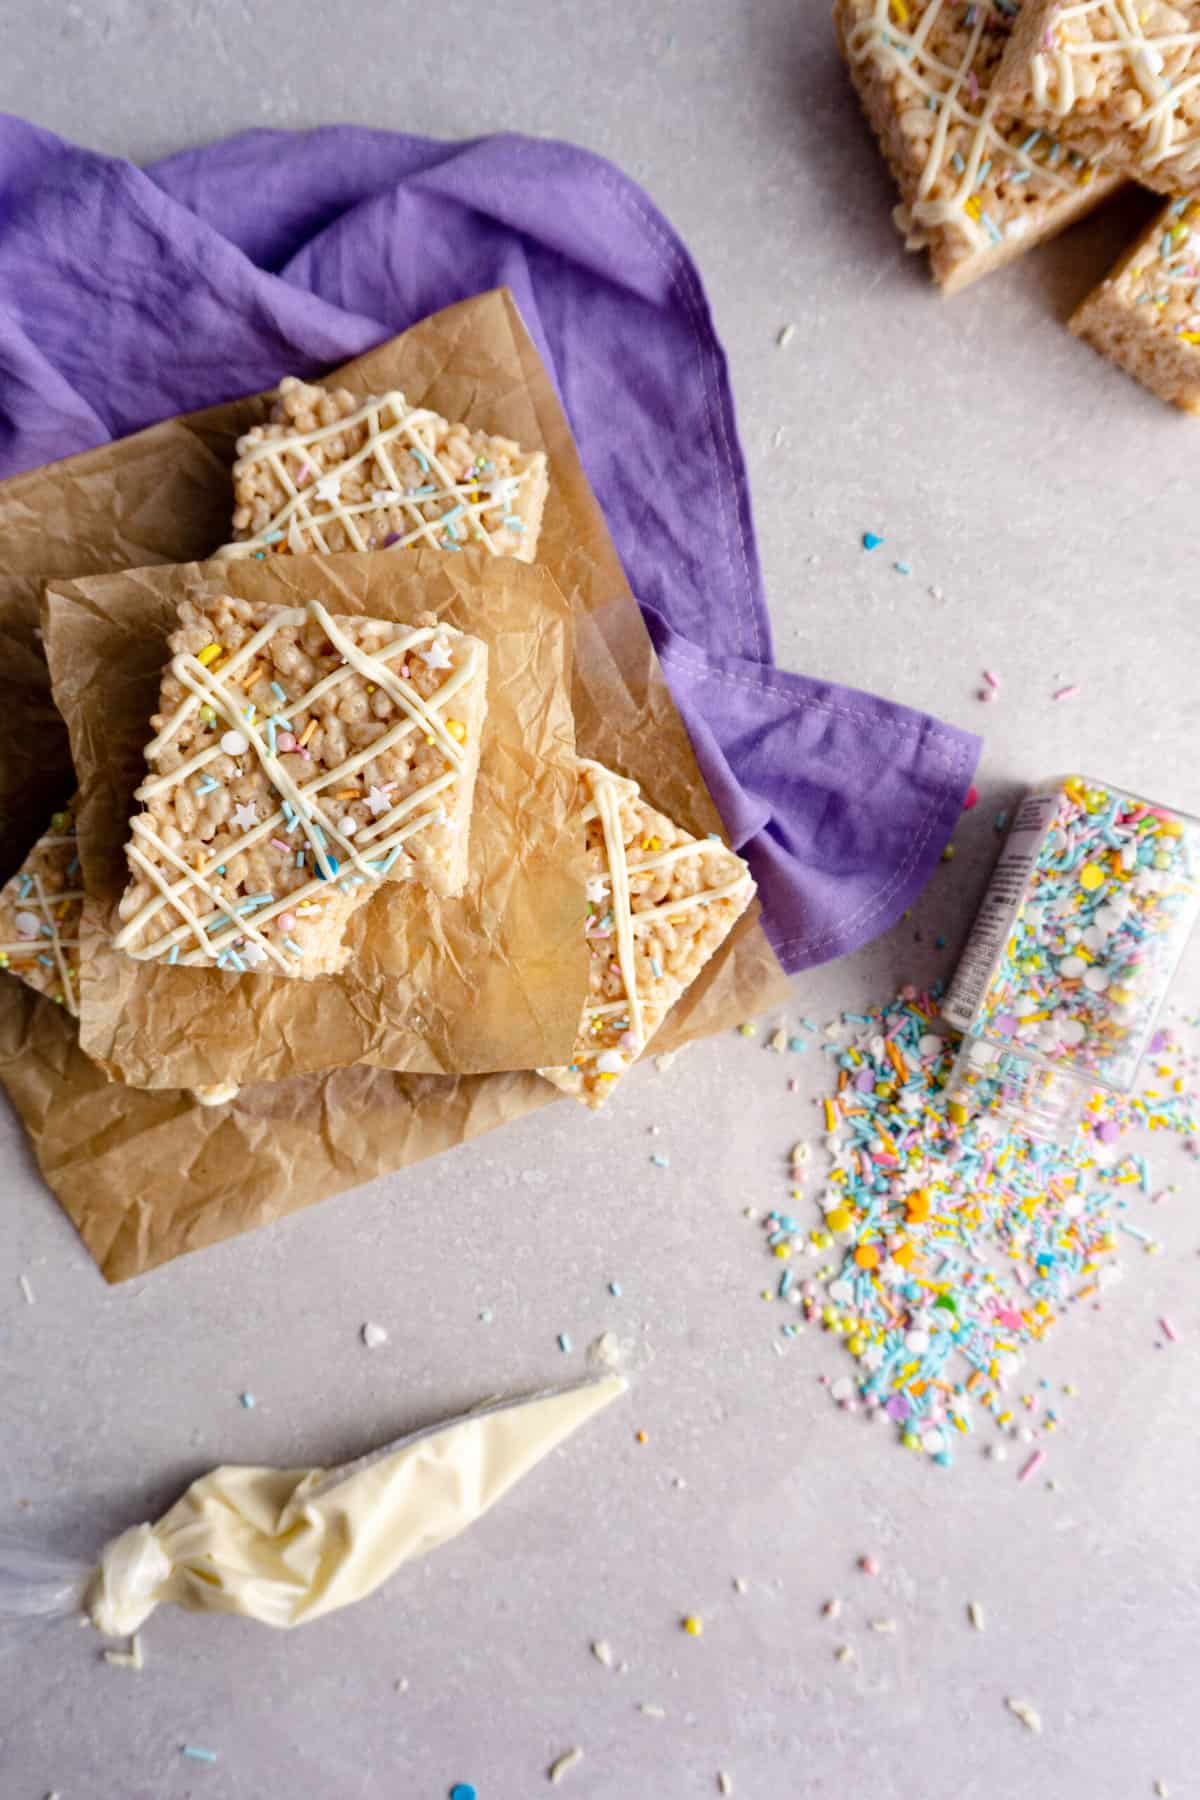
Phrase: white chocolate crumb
[
  {"left": 548, "top": 1747, "right": 584, "bottom": 1784},
  {"left": 1006, "top": 1698, "right": 1042, "bottom": 1735},
  {"left": 361, "top": 1321, "right": 388, "bottom": 1349},
  {"left": 19, "top": 1273, "right": 34, "bottom": 1305},
  {"left": 395, "top": 1678, "right": 409, "bottom": 1694},
  {"left": 102, "top": 1632, "right": 144, "bottom": 1671},
  {"left": 772, "top": 425, "right": 786, "bottom": 448},
  {"left": 870, "top": 1618, "right": 897, "bottom": 1634},
  {"left": 653, "top": 1051, "right": 678, "bottom": 1073},
  {"left": 777, "top": 323, "right": 796, "bottom": 348},
  {"left": 1154, "top": 1782, "right": 1169, "bottom": 1798},
  {"left": 719, "top": 1774, "right": 734, "bottom": 1796},
  {"left": 767, "top": 1027, "right": 788, "bottom": 1053},
  {"left": 590, "top": 1639, "right": 613, "bottom": 1668},
  {"left": 822, "top": 1597, "right": 842, "bottom": 1619},
  {"left": 587, "top": 1332, "right": 622, "bottom": 1372},
  {"left": 639, "top": 1703, "right": 666, "bottom": 1719},
  {"left": 968, "top": 1602, "right": 985, "bottom": 1632},
  {"left": 733, "top": 1577, "right": 748, "bottom": 1595},
  {"left": 835, "top": 1644, "right": 855, "bottom": 1664}
]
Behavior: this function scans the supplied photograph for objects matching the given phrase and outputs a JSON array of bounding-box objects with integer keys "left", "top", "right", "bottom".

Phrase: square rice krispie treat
[
  {"left": 1070, "top": 194, "right": 1200, "bottom": 411},
  {"left": 541, "top": 761, "right": 756, "bottom": 1109},
  {"left": 992, "top": 0, "right": 1200, "bottom": 193},
  {"left": 835, "top": 0, "right": 1124, "bottom": 293},
  {"left": 113, "top": 594, "right": 488, "bottom": 978},
  {"left": 219, "top": 378, "right": 549, "bottom": 565},
  {"left": 0, "top": 800, "right": 83, "bottom": 1016}
]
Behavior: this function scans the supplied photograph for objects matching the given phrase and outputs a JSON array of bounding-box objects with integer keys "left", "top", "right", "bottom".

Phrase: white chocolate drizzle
[
  {"left": 0, "top": 825, "right": 83, "bottom": 1017},
  {"left": 1030, "top": 1, "right": 1200, "bottom": 175},
  {"left": 575, "top": 761, "right": 754, "bottom": 1076},
  {"left": 218, "top": 390, "right": 532, "bottom": 561},
  {"left": 845, "top": 0, "right": 1108, "bottom": 256},
  {"left": 114, "top": 599, "right": 481, "bottom": 972}
]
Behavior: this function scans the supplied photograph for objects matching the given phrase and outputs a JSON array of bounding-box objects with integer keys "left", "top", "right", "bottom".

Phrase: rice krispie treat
[
  {"left": 218, "top": 379, "right": 549, "bottom": 565},
  {"left": 0, "top": 801, "right": 83, "bottom": 1016},
  {"left": 541, "top": 761, "right": 756, "bottom": 1109},
  {"left": 835, "top": 0, "right": 1123, "bottom": 293},
  {"left": 1070, "top": 194, "right": 1200, "bottom": 411},
  {"left": 992, "top": 0, "right": 1200, "bottom": 192},
  {"left": 113, "top": 595, "right": 488, "bottom": 978}
]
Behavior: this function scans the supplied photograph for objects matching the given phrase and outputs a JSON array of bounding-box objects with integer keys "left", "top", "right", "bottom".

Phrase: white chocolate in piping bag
[{"left": 86, "top": 1374, "right": 626, "bottom": 1636}]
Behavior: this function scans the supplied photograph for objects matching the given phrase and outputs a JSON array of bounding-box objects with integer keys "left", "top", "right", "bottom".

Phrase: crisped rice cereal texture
[
  {"left": 222, "top": 378, "right": 548, "bottom": 563},
  {"left": 992, "top": 0, "right": 1200, "bottom": 194},
  {"left": 0, "top": 801, "right": 82, "bottom": 1015},
  {"left": 114, "top": 594, "right": 487, "bottom": 979},
  {"left": 835, "top": 0, "right": 1123, "bottom": 293},
  {"left": 542, "top": 762, "right": 756, "bottom": 1109},
  {"left": 1070, "top": 195, "right": 1200, "bottom": 412}
]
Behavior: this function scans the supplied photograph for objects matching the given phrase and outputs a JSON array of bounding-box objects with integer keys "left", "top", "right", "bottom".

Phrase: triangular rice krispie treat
[
  {"left": 835, "top": 0, "right": 1123, "bottom": 293},
  {"left": 113, "top": 594, "right": 487, "bottom": 978},
  {"left": 1070, "top": 194, "right": 1200, "bottom": 411},
  {"left": 0, "top": 801, "right": 83, "bottom": 1016},
  {"left": 541, "top": 761, "right": 756, "bottom": 1108},
  {"left": 219, "top": 378, "right": 548, "bottom": 564},
  {"left": 992, "top": 0, "right": 1200, "bottom": 194}
]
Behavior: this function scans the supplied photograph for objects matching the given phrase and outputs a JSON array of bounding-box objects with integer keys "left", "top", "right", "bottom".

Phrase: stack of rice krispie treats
[
  {"left": 4, "top": 375, "right": 758, "bottom": 1117},
  {"left": 838, "top": 0, "right": 1200, "bottom": 410}
]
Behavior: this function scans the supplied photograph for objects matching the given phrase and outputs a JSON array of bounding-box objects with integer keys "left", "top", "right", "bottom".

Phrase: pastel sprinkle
[
  {"left": 181, "top": 1746, "right": 218, "bottom": 1763},
  {"left": 558, "top": 1333, "right": 573, "bottom": 1354},
  {"left": 239, "top": 1392, "right": 256, "bottom": 1409},
  {"left": 548, "top": 1747, "right": 584, "bottom": 1784},
  {"left": 1052, "top": 684, "right": 1080, "bottom": 701},
  {"left": 1160, "top": 1316, "right": 1180, "bottom": 1342},
  {"left": 862, "top": 531, "right": 884, "bottom": 550},
  {"left": 1018, "top": 1449, "right": 1046, "bottom": 1484}
]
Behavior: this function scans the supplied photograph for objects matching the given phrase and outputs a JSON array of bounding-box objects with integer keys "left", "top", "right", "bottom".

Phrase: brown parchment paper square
[
  {"left": 43, "top": 550, "right": 588, "bottom": 1088},
  {"left": 0, "top": 288, "right": 790, "bottom": 1282}
]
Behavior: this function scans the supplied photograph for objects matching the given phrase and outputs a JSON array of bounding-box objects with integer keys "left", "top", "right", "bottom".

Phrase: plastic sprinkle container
[{"left": 943, "top": 775, "right": 1200, "bottom": 1141}]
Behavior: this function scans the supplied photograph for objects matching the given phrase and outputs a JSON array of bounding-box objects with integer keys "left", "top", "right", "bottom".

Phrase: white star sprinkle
[
  {"left": 231, "top": 802, "right": 258, "bottom": 832},
  {"left": 314, "top": 474, "right": 342, "bottom": 505},
  {"left": 586, "top": 876, "right": 609, "bottom": 905},
  {"left": 239, "top": 939, "right": 269, "bottom": 969},
  {"left": 418, "top": 638, "right": 453, "bottom": 671},
  {"left": 365, "top": 785, "right": 393, "bottom": 818}
]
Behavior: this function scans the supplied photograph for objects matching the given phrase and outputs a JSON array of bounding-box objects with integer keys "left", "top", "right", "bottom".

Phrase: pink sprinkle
[
  {"left": 276, "top": 732, "right": 297, "bottom": 752},
  {"left": 983, "top": 669, "right": 1001, "bottom": 689},
  {"left": 978, "top": 688, "right": 996, "bottom": 703},
  {"left": 967, "top": 70, "right": 979, "bottom": 100},
  {"left": 277, "top": 911, "right": 297, "bottom": 931},
  {"left": 271, "top": 837, "right": 290, "bottom": 853},
  {"left": 788, "top": 1078, "right": 800, "bottom": 1093},
  {"left": 858, "top": 1554, "right": 880, "bottom": 1576},
  {"left": 963, "top": 784, "right": 979, "bottom": 811},
  {"left": 1160, "top": 1316, "right": 1180, "bottom": 1343},
  {"left": 1053, "top": 684, "right": 1080, "bottom": 702},
  {"left": 1018, "top": 1449, "right": 1046, "bottom": 1484}
]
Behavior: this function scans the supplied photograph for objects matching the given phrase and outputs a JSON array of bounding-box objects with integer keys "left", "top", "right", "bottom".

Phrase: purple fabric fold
[{"left": 0, "top": 114, "right": 979, "bottom": 972}]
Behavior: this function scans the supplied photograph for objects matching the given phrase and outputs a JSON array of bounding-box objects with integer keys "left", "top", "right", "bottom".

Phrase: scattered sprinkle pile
[{"left": 754, "top": 988, "right": 1198, "bottom": 1466}]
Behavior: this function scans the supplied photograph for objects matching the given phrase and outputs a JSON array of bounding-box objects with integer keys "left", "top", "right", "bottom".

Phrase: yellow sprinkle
[
  {"left": 823, "top": 1099, "right": 838, "bottom": 1133},
  {"left": 964, "top": 196, "right": 982, "bottom": 221},
  {"left": 298, "top": 719, "right": 318, "bottom": 748},
  {"left": 196, "top": 642, "right": 222, "bottom": 667},
  {"left": 635, "top": 1430, "right": 648, "bottom": 1444},
  {"left": 738, "top": 1022, "right": 756, "bottom": 1037},
  {"left": 773, "top": 1244, "right": 790, "bottom": 1260},
  {"left": 446, "top": 718, "right": 468, "bottom": 743},
  {"left": 891, "top": 0, "right": 909, "bottom": 19},
  {"left": 682, "top": 1615, "right": 704, "bottom": 1637}
]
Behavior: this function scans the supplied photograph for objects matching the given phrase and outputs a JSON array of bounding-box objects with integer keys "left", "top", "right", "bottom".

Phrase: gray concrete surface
[{"left": 3, "top": 4, "right": 1200, "bottom": 1797}]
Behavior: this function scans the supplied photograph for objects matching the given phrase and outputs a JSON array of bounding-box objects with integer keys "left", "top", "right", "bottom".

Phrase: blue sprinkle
[
  {"left": 1019, "top": 128, "right": 1042, "bottom": 154},
  {"left": 296, "top": 850, "right": 305, "bottom": 867},
  {"left": 558, "top": 1333, "right": 572, "bottom": 1354},
  {"left": 862, "top": 531, "right": 884, "bottom": 550},
  {"left": 283, "top": 937, "right": 304, "bottom": 958},
  {"left": 17, "top": 874, "right": 32, "bottom": 898},
  {"left": 270, "top": 682, "right": 288, "bottom": 705},
  {"left": 502, "top": 515, "right": 525, "bottom": 531},
  {"left": 450, "top": 1786, "right": 477, "bottom": 1800},
  {"left": 442, "top": 503, "right": 465, "bottom": 524},
  {"left": 412, "top": 449, "right": 429, "bottom": 472},
  {"left": 240, "top": 1392, "right": 256, "bottom": 1409},
  {"left": 778, "top": 1269, "right": 794, "bottom": 1297},
  {"left": 609, "top": 1281, "right": 622, "bottom": 1297},
  {"left": 168, "top": 945, "right": 180, "bottom": 966},
  {"left": 893, "top": 560, "right": 912, "bottom": 576},
  {"left": 39, "top": 922, "right": 54, "bottom": 938},
  {"left": 980, "top": 210, "right": 1004, "bottom": 244},
  {"left": 316, "top": 856, "right": 340, "bottom": 881},
  {"left": 788, "top": 1036, "right": 809, "bottom": 1053},
  {"left": 651, "top": 1153, "right": 670, "bottom": 1169},
  {"left": 36, "top": 953, "right": 53, "bottom": 967},
  {"left": 181, "top": 1746, "right": 218, "bottom": 1764},
  {"left": 650, "top": 957, "right": 664, "bottom": 979}
]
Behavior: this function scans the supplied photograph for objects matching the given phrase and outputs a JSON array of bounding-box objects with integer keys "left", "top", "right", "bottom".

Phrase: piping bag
[{"left": 1, "top": 1375, "right": 626, "bottom": 1637}]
